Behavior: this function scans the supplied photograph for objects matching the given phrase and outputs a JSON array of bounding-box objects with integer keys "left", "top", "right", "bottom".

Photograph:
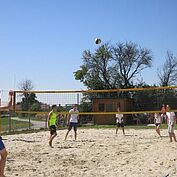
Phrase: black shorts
[
  {"left": 49, "top": 125, "right": 57, "bottom": 135},
  {"left": 155, "top": 123, "right": 161, "bottom": 126},
  {"left": 68, "top": 122, "right": 78, "bottom": 131},
  {"left": 117, "top": 122, "right": 124, "bottom": 127}
]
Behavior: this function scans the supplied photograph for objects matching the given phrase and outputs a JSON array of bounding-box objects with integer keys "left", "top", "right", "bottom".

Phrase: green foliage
[
  {"left": 79, "top": 101, "right": 92, "bottom": 112},
  {"left": 74, "top": 42, "right": 177, "bottom": 113},
  {"left": 0, "top": 118, "right": 30, "bottom": 131},
  {"left": 30, "top": 102, "right": 41, "bottom": 111},
  {"left": 21, "top": 93, "right": 39, "bottom": 111},
  {"left": 58, "top": 105, "right": 68, "bottom": 112},
  {"left": 74, "top": 42, "right": 152, "bottom": 90},
  {"left": 162, "top": 90, "right": 177, "bottom": 109},
  {"left": 18, "top": 79, "right": 41, "bottom": 113},
  {"left": 132, "top": 83, "right": 177, "bottom": 111}
]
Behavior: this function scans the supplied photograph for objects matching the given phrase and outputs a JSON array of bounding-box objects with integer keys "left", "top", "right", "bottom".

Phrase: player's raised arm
[{"left": 0, "top": 91, "right": 13, "bottom": 110}]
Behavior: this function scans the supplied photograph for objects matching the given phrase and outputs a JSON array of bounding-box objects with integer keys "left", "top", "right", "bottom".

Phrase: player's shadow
[
  {"left": 124, "top": 134, "right": 138, "bottom": 137},
  {"left": 12, "top": 138, "right": 38, "bottom": 143},
  {"left": 160, "top": 135, "right": 169, "bottom": 138}
]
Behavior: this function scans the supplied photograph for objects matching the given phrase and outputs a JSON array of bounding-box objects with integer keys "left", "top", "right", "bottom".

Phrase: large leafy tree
[
  {"left": 75, "top": 43, "right": 114, "bottom": 90},
  {"left": 112, "top": 42, "right": 152, "bottom": 88},
  {"left": 74, "top": 42, "right": 152, "bottom": 90}
]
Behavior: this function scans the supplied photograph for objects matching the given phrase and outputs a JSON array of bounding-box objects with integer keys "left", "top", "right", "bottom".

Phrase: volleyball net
[
  {"left": 1, "top": 86, "right": 177, "bottom": 132},
  {"left": 10, "top": 86, "right": 177, "bottom": 125},
  {"left": 13, "top": 86, "right": 177, "bottom": 113}
]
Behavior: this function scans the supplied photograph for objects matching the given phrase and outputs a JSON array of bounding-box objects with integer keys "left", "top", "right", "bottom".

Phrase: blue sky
[{"left": 0, "top": 0, "right": 177, "bottom": 92}]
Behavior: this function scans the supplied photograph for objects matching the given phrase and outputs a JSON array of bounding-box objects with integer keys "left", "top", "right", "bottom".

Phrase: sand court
[{"left": 2, "top": 128, "right": 177, "bottom": 177}]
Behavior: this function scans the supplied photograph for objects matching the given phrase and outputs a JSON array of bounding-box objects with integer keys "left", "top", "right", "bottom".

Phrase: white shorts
[{"left": 168, "top": 125, "right": 174, "bottom": 133}]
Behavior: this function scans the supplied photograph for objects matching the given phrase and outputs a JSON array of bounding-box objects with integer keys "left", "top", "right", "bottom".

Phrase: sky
[{"left": 0, "top": 0, "right": 177, "bottom": 94}]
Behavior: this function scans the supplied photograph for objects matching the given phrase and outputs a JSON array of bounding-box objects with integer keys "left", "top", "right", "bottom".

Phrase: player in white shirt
[
  {"left": 115, "top": 107, "right": 125, "bottom": 135},
  {"left": 166, "top": 105, "right": 177, "bottom": 142},
  {"left": 64, "top": 104, "right": 79, "bottom": 141},
  {"left": 154, "top": 113, "right": 162, "bottom": 137}
]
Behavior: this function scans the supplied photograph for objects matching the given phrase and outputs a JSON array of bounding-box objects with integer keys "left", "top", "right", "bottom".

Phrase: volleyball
[{"left": 95, "top": 38, "right": 101, "bottom": 44}]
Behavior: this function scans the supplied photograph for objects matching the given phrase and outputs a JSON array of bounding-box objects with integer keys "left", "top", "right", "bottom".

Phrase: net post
[
  {"left": 0, "top": 111, "right": 1, "bottom": 134},
  {"left": 8, "top": 110, "right": 12, "bottom": 132},
  {"left": 45, "top": 114, "right": 48, "bottom": 129},
  {"left": 13, "top": 91, "right": 16, "bottom": 112},
  {"left": 28, "top": 115, "right": 31, "bottom": 130}
]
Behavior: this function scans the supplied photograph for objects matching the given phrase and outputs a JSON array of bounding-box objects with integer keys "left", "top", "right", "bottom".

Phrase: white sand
[{"left": 2, "top": 128, "right": 177, "bottom": 177}]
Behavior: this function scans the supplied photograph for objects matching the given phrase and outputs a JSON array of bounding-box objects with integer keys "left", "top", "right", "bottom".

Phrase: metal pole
[
  {"left": 45, "top": 114, "right": 48, "bottom": 129},
  {"left": 13, "top": 92, "right": 16, "bottom": 112},
  {"left": 9, "top": 110, "right": 12, "bottom": 132},
  {"left": 29, "top": 115, "right": 31, "bottom": 129},
  {"left": 0, "top": 112, "right": 1, "bottom": 134}
]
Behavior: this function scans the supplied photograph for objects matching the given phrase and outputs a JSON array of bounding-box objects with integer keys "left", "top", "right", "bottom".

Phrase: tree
[
  {"left": 112, "top": 42, "right": 152, "bottom": 88},
  {"left": 158, "top": 51, "right": 177, "bottom": 86},
  {"left": 19, "top": 79, "right": 34, "bottom": 91},
  {"left": 157, "top": 51, "right": 177, "bottom": 108},
  {"left": 74, "top": 42, "right": 152, "bottom": 90},
  {"left": 132, "top": 83, "right": 161, "bottom": 111},
  {"left": 30, "top": 102, "right": 41, "bottom": 111},
  {"left": 18, "top": 79, "right": 40, "bottom": 111},
  {"left": 75, "top": 43, "right": 114, "bottom": 90}
]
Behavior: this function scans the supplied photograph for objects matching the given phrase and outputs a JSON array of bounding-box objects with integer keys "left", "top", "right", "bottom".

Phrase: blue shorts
[
  {"left": 68, "top": 122, "right": 78, "bottom": 131},
  {"left": 0, "top": 138, "right": 5, "bottom": 151}
]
